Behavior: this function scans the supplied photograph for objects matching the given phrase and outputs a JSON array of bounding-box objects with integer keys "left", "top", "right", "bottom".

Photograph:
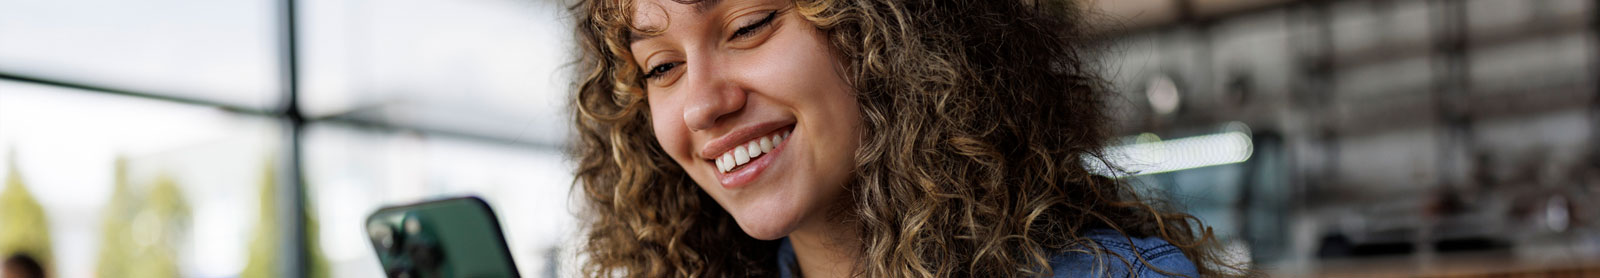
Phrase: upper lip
[{"left": 699, "top": 121, "right": 793, "bottom": 161}]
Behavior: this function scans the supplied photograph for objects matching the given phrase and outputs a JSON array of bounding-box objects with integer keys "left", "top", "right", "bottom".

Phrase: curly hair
[{"left": 570, "top": 0, "right": 1240, "bottom": 277}]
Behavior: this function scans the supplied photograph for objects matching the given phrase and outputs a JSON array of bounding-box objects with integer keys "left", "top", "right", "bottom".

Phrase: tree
[
  {"left": 93, "top": 156, "right": 193, "bottom": 278},
  {"left": 95, "top": 156, "right": 137, "bottom": 277},
  {"left": 124, "top": 173, "right": 189, "bottom": 278},
  {"left": 0, "top": 150, "right": 53, "bottom": 277},
  {"left": 241, "top": 158, "right": 328, "bottom": 278}
]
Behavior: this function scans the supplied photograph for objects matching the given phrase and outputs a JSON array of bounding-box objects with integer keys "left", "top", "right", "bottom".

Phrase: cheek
[
  {"left": 759, "top": 22, "right": 863, "bottom": 179},
  {"left": 747, "top": 24, "right": 854, "bottom": 113},
  {"left": 647, "top": 96, "right": 694, "bottom": 163}
]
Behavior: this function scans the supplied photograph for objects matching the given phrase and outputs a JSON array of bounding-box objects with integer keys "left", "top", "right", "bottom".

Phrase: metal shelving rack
[{"left": 1101, "top": 0, "right": 1600, "bottom": 274}]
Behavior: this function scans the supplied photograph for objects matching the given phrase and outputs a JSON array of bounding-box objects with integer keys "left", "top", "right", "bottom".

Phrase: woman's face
[{"left": 630, "top": 0, "right": 861, "bottom": 240}]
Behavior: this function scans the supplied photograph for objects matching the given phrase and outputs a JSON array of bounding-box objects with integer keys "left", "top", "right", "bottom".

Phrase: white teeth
[
  {"left": 717, "top": 131, "right": 793, "bottom": 173},
  {"left": 746, "top": 141, "right": 762, "bottom": 159},
  {"left": 733, "top": 147, "right": 750, "bottom": 165},
  {"left": 714, "top": 156, "right": 725, "bottom": 172},
  {"left": 721, "top": 156, "right": 732, "bottom": 172}
]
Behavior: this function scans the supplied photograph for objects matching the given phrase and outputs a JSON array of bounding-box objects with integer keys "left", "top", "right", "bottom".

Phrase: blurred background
[{"left": 0, "top": 0, "right": 1594, "bottom": 277}]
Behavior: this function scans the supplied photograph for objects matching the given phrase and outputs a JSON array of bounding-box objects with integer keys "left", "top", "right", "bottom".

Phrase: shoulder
[{"left": 1047, "top": 230, "right": 1201, "bottom": 278}]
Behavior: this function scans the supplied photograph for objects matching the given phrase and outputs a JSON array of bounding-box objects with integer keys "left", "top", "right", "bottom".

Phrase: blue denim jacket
[{"left": 776, "top": 229, "right": 1199, "bottom": 277}]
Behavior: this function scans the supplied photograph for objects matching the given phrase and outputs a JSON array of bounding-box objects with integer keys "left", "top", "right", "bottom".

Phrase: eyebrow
[
  {"left": 629, "top": 29, "right": 659, "bottom": 43},
  {"left": 627, "top": 0, "right": 725, "bottom": 44}
]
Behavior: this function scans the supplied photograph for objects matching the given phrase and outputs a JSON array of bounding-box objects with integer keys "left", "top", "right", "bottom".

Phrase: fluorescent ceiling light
[{"left": 1091, "top": 130, "right": 1254, "bottom": 177}]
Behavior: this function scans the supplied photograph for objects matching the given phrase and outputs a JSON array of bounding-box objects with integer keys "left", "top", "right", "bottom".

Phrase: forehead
[
  {"left": 633, "top": 0, "right": 710, "bottom": 24},
  {"left": 631, "top": 0, "right": 724, "bottom": 28}
]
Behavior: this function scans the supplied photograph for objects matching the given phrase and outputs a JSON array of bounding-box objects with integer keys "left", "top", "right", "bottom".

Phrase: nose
[{"left": 680, "top": 57, "right": 746, "bottom": 132}]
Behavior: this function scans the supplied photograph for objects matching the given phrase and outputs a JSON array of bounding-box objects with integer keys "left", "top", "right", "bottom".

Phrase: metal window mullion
[{"left": 276, "top": 0, "right": 309, "bottom": 276}]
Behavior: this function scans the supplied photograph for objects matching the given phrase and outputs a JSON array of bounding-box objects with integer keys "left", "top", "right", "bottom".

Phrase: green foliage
[
  {"left": 241, "top": 158, "right": 329, "bottom": 278},
  {"left": 0, "top": 151, "right": 54, "bottom": 276},
  {"left": 94, "top": 156, "right": 193, "bottom": 278},
  {"left": 125, "top": 174, "right": 189, "bottom": 278},
  {"left": 95, "top": 157, "right": 137, "bottom": 277}
]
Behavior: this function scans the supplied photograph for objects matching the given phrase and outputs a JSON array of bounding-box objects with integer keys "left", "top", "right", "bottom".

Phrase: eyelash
[
  {"left": 641, "top": 11, "right": 778, "bottom": 81},
  {"left": 642, "top": 62, "right": 679, "bottom": 80},
  {"left": 729, "top": 10, "right": 777, "bottom": 40}
]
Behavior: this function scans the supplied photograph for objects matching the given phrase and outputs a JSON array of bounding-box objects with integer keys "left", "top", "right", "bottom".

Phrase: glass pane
[
  {"left": 300, "top": 0, "right": 575, "bottom": 147},
  {"left": 0, "top": 80, "right": 281, "bottom": 277},
  {"left": 304, "top": 123, "right": 577, "bottom": 278},
  {"left": 0, "top": 0, "right": 281, "bottom": 110}
]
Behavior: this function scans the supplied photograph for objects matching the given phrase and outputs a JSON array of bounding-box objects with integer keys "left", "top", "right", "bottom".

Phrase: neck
[{"left": 787, "top": 212, "right": 860, "bottom": 278}]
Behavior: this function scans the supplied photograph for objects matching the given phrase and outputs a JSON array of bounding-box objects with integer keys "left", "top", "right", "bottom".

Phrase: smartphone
[{"left": 366, "top": 196, "right": 521, "bottom": 278}]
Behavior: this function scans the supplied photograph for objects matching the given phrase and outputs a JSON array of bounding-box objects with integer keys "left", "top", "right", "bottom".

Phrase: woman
[{"left": 571, "top": 0, "right": 1238, "bottom": 276}]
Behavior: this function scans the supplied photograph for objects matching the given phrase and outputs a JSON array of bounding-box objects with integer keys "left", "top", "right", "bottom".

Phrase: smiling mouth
[{"left": 715, "top": 128, "right": 791, "bottom": 174}]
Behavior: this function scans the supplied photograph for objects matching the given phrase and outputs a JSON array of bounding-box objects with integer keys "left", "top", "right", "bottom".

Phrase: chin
[
  {"left": 737, "top": 220, "right": 792, "bottom": 240},
  {"left": 726, "top": 195, "right": 807, "bottom": 240}
]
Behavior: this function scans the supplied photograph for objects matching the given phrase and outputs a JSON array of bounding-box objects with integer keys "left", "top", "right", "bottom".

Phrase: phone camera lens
[
  {"left": 368, "top": 222, "right": 393, "bottom": 248},
  {"left": 405, "top": 217, "right": 422, "bottom": 235}
]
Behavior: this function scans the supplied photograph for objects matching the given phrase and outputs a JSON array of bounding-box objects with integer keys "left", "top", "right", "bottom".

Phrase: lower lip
[{"left": 716, "top": 128, "right": 792, "bottom": 189}]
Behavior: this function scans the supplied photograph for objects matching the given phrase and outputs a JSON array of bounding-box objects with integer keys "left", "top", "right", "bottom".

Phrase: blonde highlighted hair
[{"left": 571, "top": 0, "right": 1242, "bottom": 276}]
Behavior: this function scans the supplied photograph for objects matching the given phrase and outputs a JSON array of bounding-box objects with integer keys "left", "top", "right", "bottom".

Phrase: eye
[
  {"left": 642, "top": 62, "right": 680, "bottom": 80},
  {"left": 728, "top": 11, "right": 777, "bottom": 40}
]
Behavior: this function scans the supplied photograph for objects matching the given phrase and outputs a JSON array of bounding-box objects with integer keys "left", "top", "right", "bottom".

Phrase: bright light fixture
[{"left": 1090, "top": 127, "right": 1254, "bottom": 177}]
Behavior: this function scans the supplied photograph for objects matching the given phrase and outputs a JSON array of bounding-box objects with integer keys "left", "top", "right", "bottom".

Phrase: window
[{"left": 0, "top": 0, "right": 577, "bottom": 276}]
